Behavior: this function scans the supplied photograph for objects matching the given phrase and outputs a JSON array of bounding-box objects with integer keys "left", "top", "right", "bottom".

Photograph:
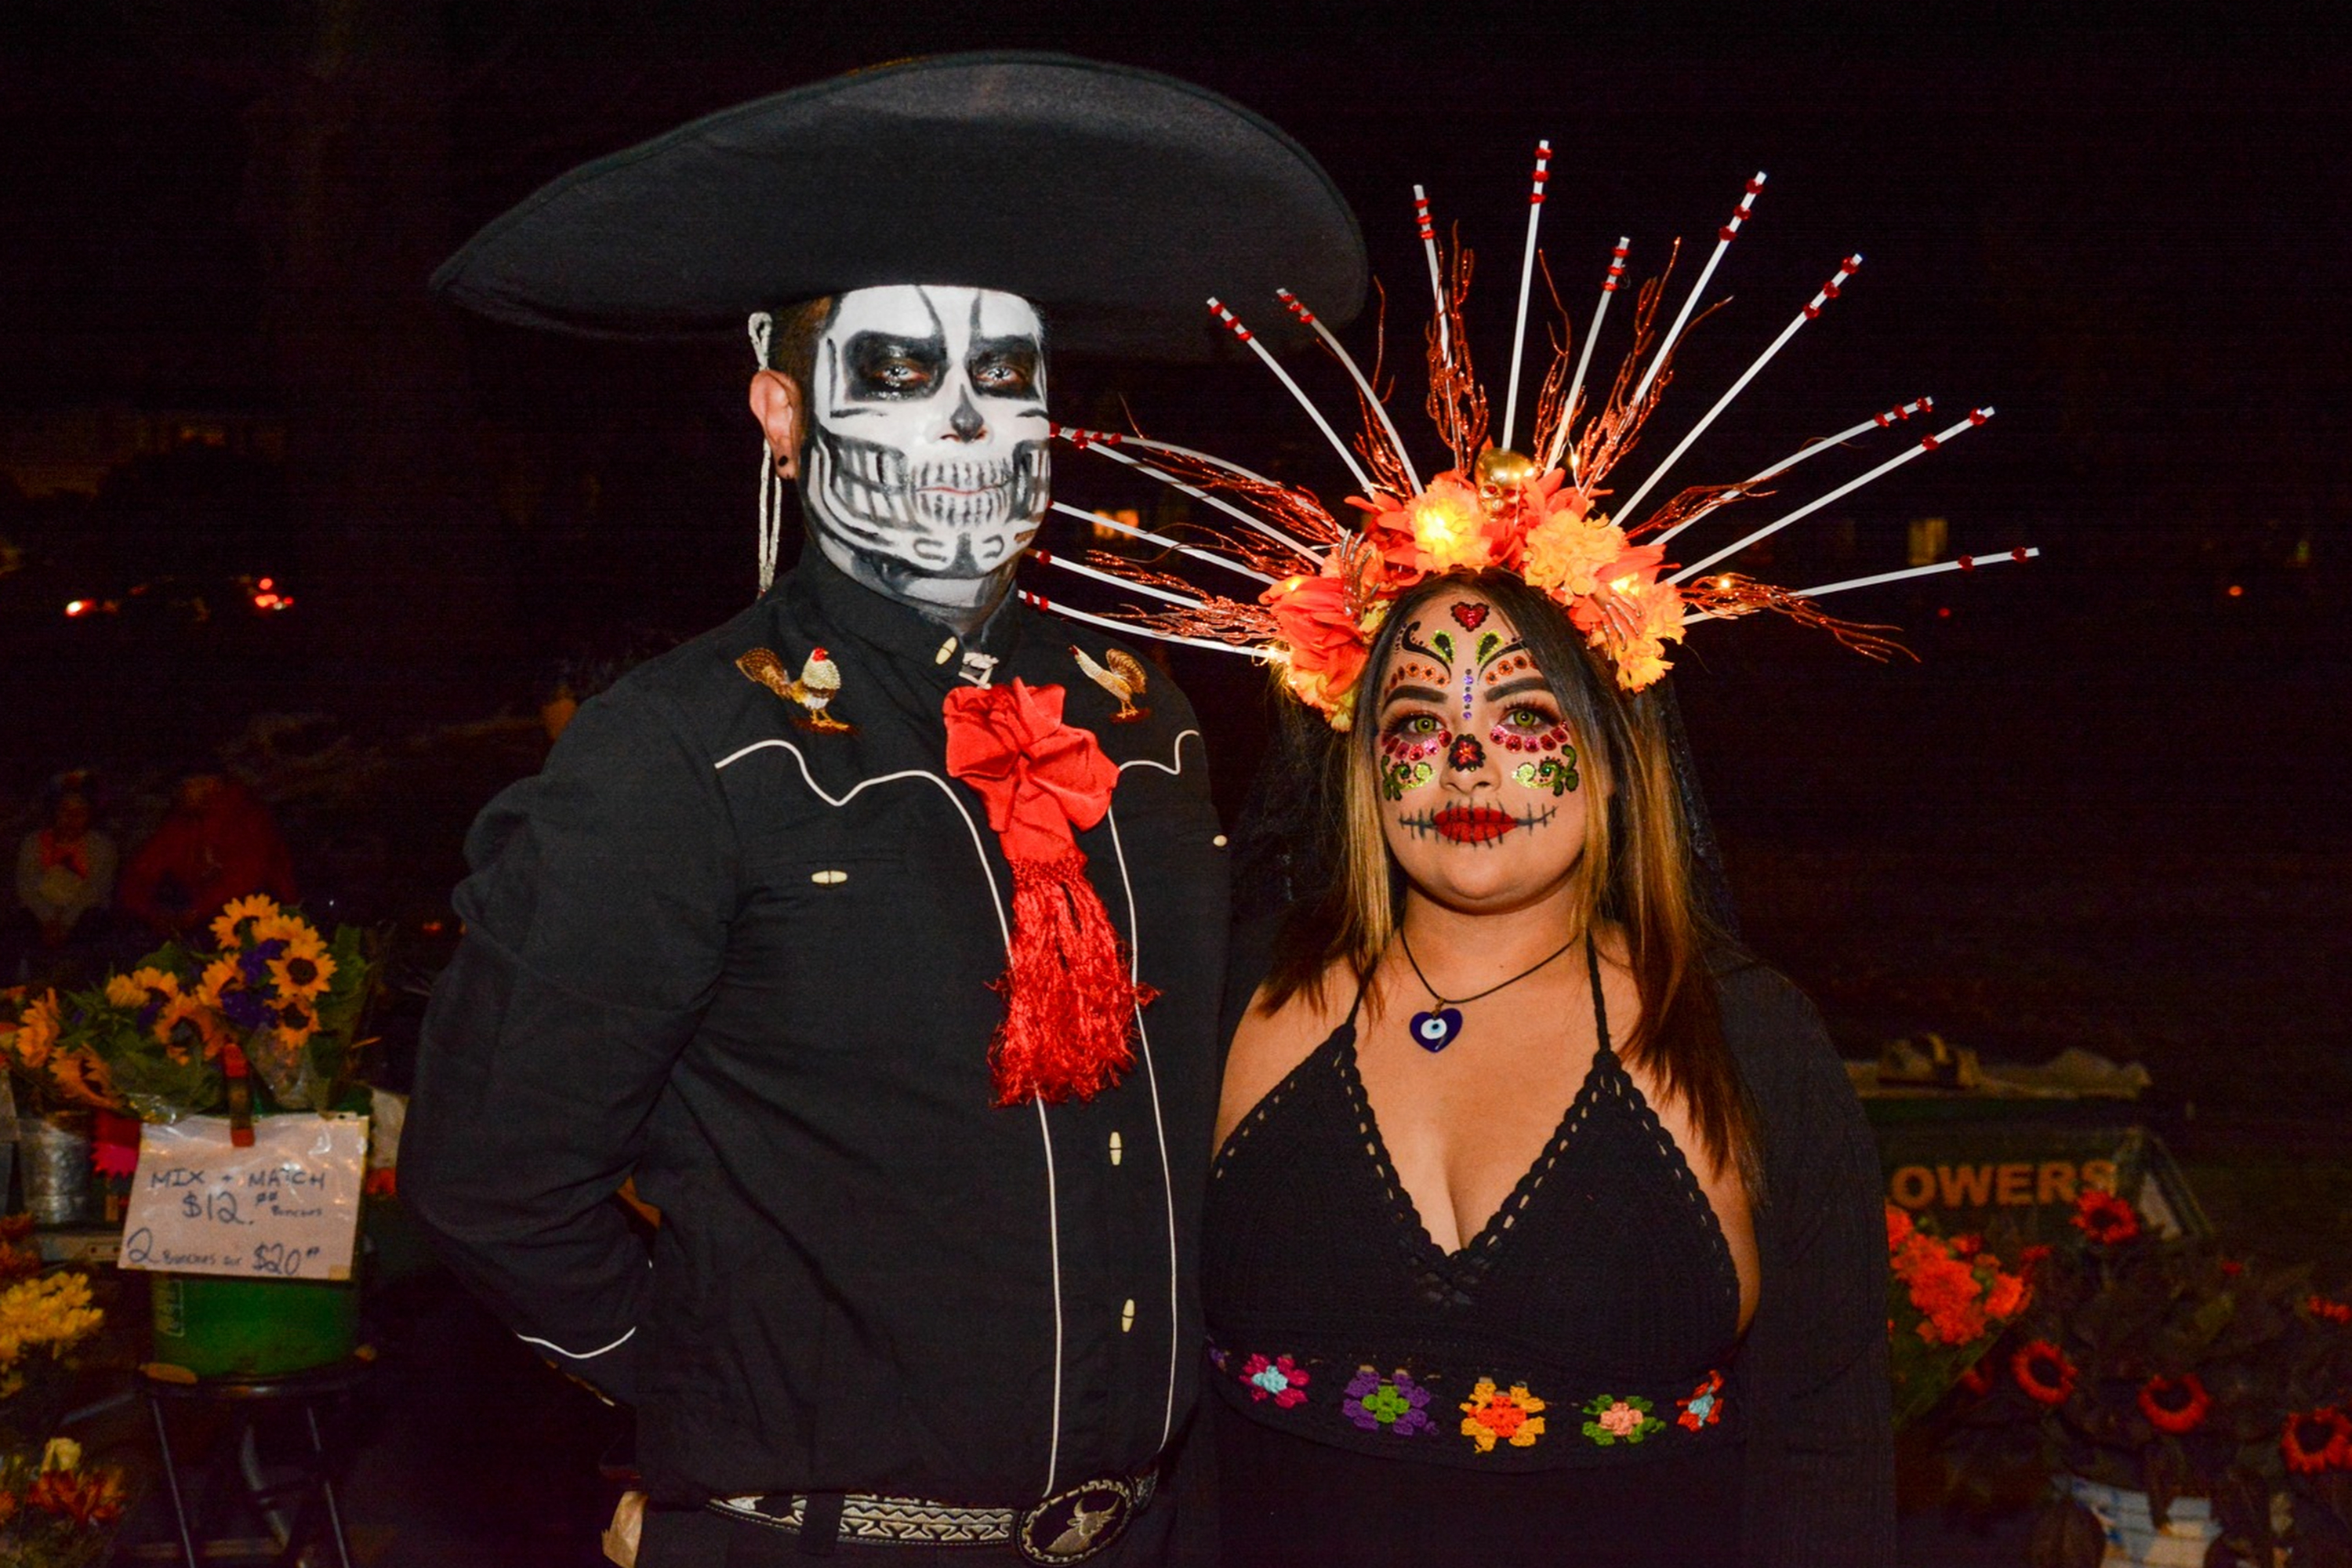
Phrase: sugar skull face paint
[
  {"left": 800, "top": 285, "right": 1049, "bottom": 606},
  {"left": 1512, "top": 756, "right": 1578, "bottom": 796},
  {"left": 1378, "top": 711, "right": 1448, "bottom": 800},
  {"left": 1373, "top": 589, "right": 1595, "bottom": 909}
]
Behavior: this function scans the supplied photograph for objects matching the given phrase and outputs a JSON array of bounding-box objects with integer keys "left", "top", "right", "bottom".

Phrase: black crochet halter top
[{"left": 1201, "top": 937, "right": 1746, "bottom": 1475}]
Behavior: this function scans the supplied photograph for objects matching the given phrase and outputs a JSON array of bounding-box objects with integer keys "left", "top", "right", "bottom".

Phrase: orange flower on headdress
[
  {"left": 1523, "top": 499, "right": 1628, "bottom": 603},
  {"left": 1603, "top": 575, "right": 1689, "bottom": 692},
  {"left": 1261, "top": 570, "right": 1375, "bottom": 728},
  {"left": 1356, "top": 473, "right": 1525, "bottom": 581}
]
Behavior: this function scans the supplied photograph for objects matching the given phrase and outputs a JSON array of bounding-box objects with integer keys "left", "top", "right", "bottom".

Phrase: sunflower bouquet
[
  {"left": 0, "top": 898, "right": 373, "bottom": 1122},
  {"left": 1934, "top": 1189, "right": 2352, "bottom": 1566}
]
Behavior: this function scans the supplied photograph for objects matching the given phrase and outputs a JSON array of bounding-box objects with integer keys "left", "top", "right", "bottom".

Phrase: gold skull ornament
[{"left": 1472, "top": 446, "right": 1539, "bottom": 516}]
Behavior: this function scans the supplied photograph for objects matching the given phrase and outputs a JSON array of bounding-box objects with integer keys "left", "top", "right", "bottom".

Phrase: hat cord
[{"left": 746, "top": 312, "right": 786, "bottom": 595}]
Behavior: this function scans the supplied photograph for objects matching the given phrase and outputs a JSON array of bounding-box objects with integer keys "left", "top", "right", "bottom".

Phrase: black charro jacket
[{"left": 405, "top": 549, "right": 1229, "bottom": 1507}]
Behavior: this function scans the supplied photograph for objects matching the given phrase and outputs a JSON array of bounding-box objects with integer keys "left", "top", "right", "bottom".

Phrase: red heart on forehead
[{"left": 1450, "top": 601, "right": 1490, "bottom": 630}]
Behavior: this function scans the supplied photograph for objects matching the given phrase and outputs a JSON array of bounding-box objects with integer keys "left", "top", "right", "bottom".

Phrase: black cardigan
[{"left": 1714, "top": 956, "right": 1896, "bottom": 1566}]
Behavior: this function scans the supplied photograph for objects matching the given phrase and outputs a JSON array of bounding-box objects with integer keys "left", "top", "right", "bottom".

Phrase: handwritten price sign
[{"left": 118, "top": 1114, "right": 368, "bottom": 1282}]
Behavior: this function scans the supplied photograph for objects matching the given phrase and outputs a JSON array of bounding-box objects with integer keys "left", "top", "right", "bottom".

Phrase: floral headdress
[{"left": 1022, "top": 149, "right": 2035, "bottom": 728}]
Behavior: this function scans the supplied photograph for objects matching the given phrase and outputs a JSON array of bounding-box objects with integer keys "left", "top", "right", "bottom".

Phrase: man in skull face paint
[
  {"left": 753, "top": 284, "right": 1051, "bottom": 629},
  {"left": 402, "top": 54, "right": 1365, "bottom": 1568}
]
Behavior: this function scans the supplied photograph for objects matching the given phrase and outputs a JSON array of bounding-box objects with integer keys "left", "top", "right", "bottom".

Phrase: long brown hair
[{"left": 1258, "top": 568, "right": 1760, "bottom": 1191}]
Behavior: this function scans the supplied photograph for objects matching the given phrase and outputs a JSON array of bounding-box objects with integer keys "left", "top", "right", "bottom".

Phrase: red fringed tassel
[{"left": 989, "top": 850, "right": 1160, "bottom": 1106}]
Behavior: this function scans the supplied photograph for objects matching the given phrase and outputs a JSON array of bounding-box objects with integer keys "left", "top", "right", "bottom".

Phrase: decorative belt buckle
[{"left": 1014, "top": 1474, "right": 1134, "bottom": 1564}]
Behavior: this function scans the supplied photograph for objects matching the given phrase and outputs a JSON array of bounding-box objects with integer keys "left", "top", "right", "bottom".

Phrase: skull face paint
[
  {"left": 1374, "top": 590, "right": 1595, "bottom": 910},
  {"left": 1377, "top": 709, "right": 1448, "bottom": 800},
  {"left": 800, "top": 285, "right": 1049, "bottom": 609}
]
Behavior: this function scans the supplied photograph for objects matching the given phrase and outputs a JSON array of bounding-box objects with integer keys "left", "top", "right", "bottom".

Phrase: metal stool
[{"left": 136, "top": 1357, "right": 372, "bottom": 1568}]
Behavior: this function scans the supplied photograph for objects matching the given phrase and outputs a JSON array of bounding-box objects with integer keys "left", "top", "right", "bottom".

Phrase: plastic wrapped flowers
[{"left": 0, "top": 898, "right": 373, "bottom": 1123}]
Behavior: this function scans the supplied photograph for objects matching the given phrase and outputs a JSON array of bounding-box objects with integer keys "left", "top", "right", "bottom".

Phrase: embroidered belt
[
  {"left": 708, "top": 1465, "right": 1158, "bottom": 1564},
  {"left": 1209, "top": 1340, "right": 1733, "bottom": 1462}
]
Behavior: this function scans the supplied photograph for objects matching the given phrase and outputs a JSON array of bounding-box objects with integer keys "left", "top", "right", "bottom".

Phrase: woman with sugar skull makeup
[
  {"left": 405, "top": 54, "right": 1363, "bottom": 1567},
  {"left": 1205, "top": 569, "right": 1888, "bottom": 1565},
  {"left": 1040, "top": 153, "right": 1964, "bottom": 1563}
]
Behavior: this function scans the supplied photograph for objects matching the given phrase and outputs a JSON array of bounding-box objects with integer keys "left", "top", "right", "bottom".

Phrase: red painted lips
[{"left": 1432, "top": 806, "right": 1518, "bottom": 844}]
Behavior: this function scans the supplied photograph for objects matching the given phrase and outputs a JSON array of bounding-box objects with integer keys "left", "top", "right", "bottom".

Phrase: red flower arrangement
[
  {"left": 1933, "top": 1176, "right": 2352, "bottom": 1562},
  {"left": 2011, "top": 1339, "right": 2078, "bottom": 1406},
  {"left": 1884, "top": 1205, "right": 2031, "bottom": 1428},
  {"left": 2136, "top": 1374, "right": 2212, "bottom": 1435}
]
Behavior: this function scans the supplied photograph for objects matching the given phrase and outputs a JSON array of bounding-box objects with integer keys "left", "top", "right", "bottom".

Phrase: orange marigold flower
[
  {"left": 2013, "top": 1340, "right": 2078, "bottom": 1406},
  {"left": 1523, "top": 509, "right": 1628, "bottom": 600},
  {"left": 2138, "top": 1374, "right": 2211, "bottom": 1435},
  {"left": 1884, "top": 1203, "right": 1915, "bottom": 1250}
]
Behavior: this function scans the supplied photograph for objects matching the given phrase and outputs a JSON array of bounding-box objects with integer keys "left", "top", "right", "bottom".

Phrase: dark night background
[{"left": 3, "top": 3, "right": 2348, "bottom": 1560}]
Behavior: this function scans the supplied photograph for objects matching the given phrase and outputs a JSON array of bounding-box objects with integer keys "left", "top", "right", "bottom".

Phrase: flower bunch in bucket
[
  {"left": 0, "top": 1439, "right": 129, "bottom": 1568},
  {"left": 1886, "top": 1204, "right": 2034, "bottom": 1428},
  {"left": 0, "top": 898, "right": 374, "bottom": 1126},
  {"left": 0, "top": 1218, "right": 101, "bottom": 1408},
  {"left": 1935, "top": 1185, "right": 2352, "bottom": 1566}
]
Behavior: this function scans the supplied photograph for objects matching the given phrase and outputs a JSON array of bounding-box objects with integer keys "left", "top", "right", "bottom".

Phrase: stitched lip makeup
[{"left": 1431, "top": 805, "right": 1518, "bottom": 844}]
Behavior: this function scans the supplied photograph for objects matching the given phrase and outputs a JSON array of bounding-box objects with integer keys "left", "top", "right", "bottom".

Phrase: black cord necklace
[{"left": 1398, "top": 928, "right": 1580, "bottom": 1051}]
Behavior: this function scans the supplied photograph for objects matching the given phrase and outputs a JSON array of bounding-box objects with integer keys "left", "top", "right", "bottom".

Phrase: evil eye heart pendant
[{"left": 1409, "top": 1008, "right": 1464, "bottom": 1052}]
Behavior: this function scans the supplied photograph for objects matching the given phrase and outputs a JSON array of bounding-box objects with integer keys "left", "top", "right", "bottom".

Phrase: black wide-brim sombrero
[{"left": 432, "top": 52, "right": 1366, "bottom": 361}]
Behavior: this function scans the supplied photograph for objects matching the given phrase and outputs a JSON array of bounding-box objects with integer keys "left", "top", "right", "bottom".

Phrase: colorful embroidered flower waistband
[{"left": 1207, "top": 1341, "right": 1735, "bottom": 1467}]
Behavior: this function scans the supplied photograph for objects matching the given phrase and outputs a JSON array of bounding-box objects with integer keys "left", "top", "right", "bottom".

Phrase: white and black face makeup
[{"left": 800, "top": 285, "right": 1049, "bottom": 612}]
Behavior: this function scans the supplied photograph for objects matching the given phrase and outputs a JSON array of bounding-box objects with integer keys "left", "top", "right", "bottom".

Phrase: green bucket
[{"left": 149, "top": 1272, "right": 361, "bottom": 1380}]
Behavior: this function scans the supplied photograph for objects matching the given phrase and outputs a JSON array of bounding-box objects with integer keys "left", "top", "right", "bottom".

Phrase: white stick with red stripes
[
  {"left": 1414, "top": 184, "right": 1449, "bottom": 361},
  {"left": 1616, "top": 253, "right": 1862, "bottom": 524},
  {"left": 1279, "top": 289, "right": 1420, "bottom": 495},
  {"left": 1682, "top": 546, "right": 2041, "bottom": 620},
  {"left": 1208, "top": 297, "right": 1377, "bottom": 495},
  {"left": 1631, "top": 172, "right": 1766, "bottom": 410},
  {"left": 1500, "top": 140, "right": 1552, "bottom": 452},
  {"left": 1668, "top": 407, "right": 1994, "bottom": 584},
  {"left": 1542, "top": 236, "right": 1629, "bottom": 476},
  {"left": 1647, "top": 397, "right": 1933, "bottom": 548}
]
